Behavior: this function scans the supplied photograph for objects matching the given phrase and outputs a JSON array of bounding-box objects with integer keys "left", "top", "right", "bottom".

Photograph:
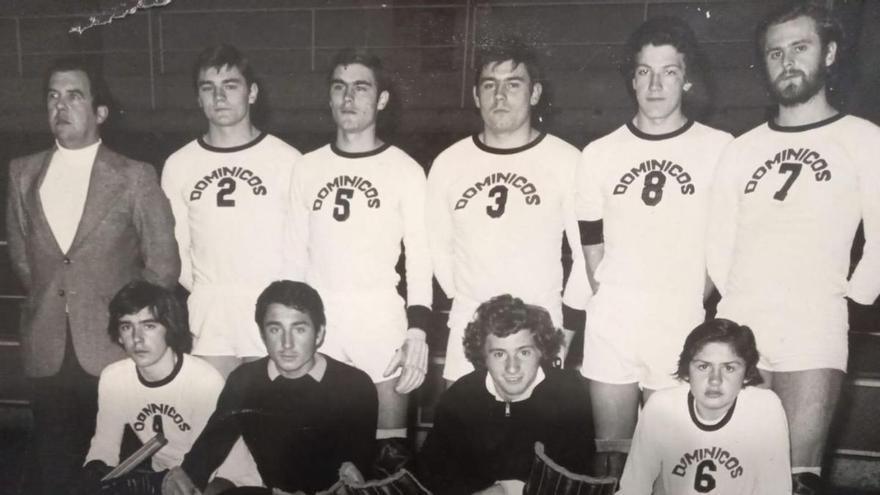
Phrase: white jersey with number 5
[
  {"left": 619, "top": 385, "right": 791, "bottom": 495},
  {"left": 707, "top": 114, "right": 880, "bottom": 336},
  {"left": 577, "top": 121, "right": 732, "bottom": 302}
]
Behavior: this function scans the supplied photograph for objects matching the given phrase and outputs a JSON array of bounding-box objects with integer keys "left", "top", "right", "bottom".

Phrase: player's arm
[
  {"left": 349, "top": 371, "right": 380, "bottom": 476},
  {"left": 425, "top": 159, "right": 457, "bottom": 299},
  {"left": 847, "top": 138, "right": 880, "bottom": 305},
  {"left": 133, "top": 161, "right": 181, "bottom": 289},
  {"left": 758, "top": 393, "right": 793, "bottom": 493},
  {"left": 5, "top": 160, "right": 32, "bottom": 290},
  {"left": 384, "top": 161, "right": 432, "bottom": 393},
  {"left": 160, "top": 159, "right": 194, "bottom": 291},
  {"left": 575, "top": 145, "right": 605, "bottom": 294},
  {"left": 80, "top": 371, "right": 125, "bottom": 490},
  {"left": 705, "top": 144, "right": 740, "bottom": 296},
  {"left": 285, "top": 164, "right": 311, "bottom": 281},
  {"left": 616, "top": 401, "right": 661, "bottom": 494},
  {"left": 561, "top": 160, "right": 589, "bottom": 362},
  {"left": 417, "top": 398, "right": 478, "bottom": 494}
]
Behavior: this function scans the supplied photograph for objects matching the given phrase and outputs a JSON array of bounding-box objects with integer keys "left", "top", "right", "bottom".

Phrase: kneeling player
[
  {"left": 618, "top": 319, "right": 791, "bottom": 494},
  {"left": 80, "top": 281, "right": 257, "bottom": 494},
  {"left": 418, "top": 295, "right": 594, "bottom": 494},
  {"left": 163, "top": 280, "right": 378, "bottom": 495}
]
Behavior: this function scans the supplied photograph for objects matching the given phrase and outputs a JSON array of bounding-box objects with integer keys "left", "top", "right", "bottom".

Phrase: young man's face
[
  {"left": 118, "top": 307, "right": 174, "bottom": 374},
  {"left": 473, "top": 60, "right": 541, "bottom": 136},
  {"left": 763, "top": 15, "right": 836, "bottom": 107},
  {"left": 688, "top": 342, "right": 747, "bottom": 421},
  {"left": 261, "top": 303, "right": 325, "bottom": 379},
  {"left": 631, "top": 44, "right": 689, "bottom": 122},
  {"left": 197, "top": 64, "right": 257, "bottom": 128},
  {"left": 329, "top": 63, "right": 389, "bottom": 135},
  {"left": 46, "top": 70, "right": 107, "bottom": 149},
  {"left": 484, "top": 328, "right": 543, "bottom": 401}
]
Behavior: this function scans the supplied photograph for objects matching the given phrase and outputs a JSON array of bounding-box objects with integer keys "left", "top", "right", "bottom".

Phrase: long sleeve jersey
[
  {"left": 418, "top": 368, "right": 595, "bottom": 494},
  {"left": 181, "top": 355, "right": 377, "bottom": 493},
  {"left": 288, "top": 143, "right": 432, "bottom": 324},
  {"left": 619, "top": 385, "right": 791, "bottom": 495},
  {"left": 707, "top": 114, "right": 880, "bottom": 309},
  {"left": 85, "top": 354, "right": 258, "bottom": 484},
  {"left": 576, "top": 121, "right": 732, "bottom": 300},
  {"left": 161, "top": 133, "right": 301, "bottom": 290},
  {"left": 426, "top": 133, "right": 590, "bottom": 314}
]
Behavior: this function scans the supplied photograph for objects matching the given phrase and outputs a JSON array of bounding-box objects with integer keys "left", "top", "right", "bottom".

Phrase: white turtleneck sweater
[{"left": 39, "top": 140, "right": 100, "bottom": 253}]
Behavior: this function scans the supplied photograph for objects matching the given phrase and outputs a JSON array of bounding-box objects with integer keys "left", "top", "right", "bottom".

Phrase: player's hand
[
  {"left": 383, "top": 328, "right": 428, "bottom": 394},
  {"left": 162, "top": 467, "right": 201, "bottom": 495}
]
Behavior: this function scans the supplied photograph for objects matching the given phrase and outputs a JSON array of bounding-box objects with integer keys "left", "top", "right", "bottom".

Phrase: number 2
[
  {"left": 333, "top": 188, "right": 354, "bottom": 221},
  {"left": 486, "top": 185, "right": 508, "bottom": 218},
  {"left": 694, "top": 460, "right": 716, "bottom": 493},
  {"left": 773, "top": 162, "right": 802, "bottom": 201},
  {"left": 216, "top": 177, "right": 236, "bottom": 207}
]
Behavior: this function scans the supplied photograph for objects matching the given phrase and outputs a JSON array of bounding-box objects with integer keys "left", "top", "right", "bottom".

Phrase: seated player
[
  {"left": 418, "top": 295, "right": 594, "bottom": 494},
  {"left": 618, "top": 319, "right": 791, "bottom": 494},
  {"left": 79, "top": 281, "right": 258, "bottom": 494},
  {"left": 163, "top": 280, "right": 378, "bottom": 495}
]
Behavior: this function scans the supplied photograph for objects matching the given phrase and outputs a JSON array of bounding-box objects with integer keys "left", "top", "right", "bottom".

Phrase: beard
[{"left": 769, "top": 64, "right": 827, "bottom": 107}]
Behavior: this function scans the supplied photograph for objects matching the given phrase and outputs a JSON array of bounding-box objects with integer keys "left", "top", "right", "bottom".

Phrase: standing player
[
  {"left": 162, "top": 45, "right": 301, "bottom": 378},
  {"left": 427, "top": 38, "right": 589, "bottom": 385},
  {"left": 575, "top": 17, "right": 732, "bottom": 478},
  {"left": 618, "top": 319, "right": 791, "bottom": 494},
  {"left": 287, "top": 49, "right": 431, "bottom": 471},
  {"left": 706, "top": 3, "right": 880, "bottom": 492}
]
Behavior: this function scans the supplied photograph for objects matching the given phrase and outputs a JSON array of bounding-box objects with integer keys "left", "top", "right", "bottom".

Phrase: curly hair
[
  {"left": 675, "top": 318, "right": 763, "bottom": 386},
  {"left": 107, "top": 281, "right": 192, "bottom": 354},
  {"left": 462, "top": 294, "right": 563, "bottom": 370}
]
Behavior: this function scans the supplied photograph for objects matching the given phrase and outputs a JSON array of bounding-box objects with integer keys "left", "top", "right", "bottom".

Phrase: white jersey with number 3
[{"left": 619, "top": 385, "right": 791, "bottom": 495}]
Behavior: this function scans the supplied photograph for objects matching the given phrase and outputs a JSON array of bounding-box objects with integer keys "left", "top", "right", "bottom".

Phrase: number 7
[{"left": 773, "top": 162, "right": 802, "bottom": 201}]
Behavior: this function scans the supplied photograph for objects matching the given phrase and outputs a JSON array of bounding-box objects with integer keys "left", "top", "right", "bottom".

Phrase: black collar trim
[
  {"left": 198, "top": 131, "right": 267, "bottom": 153},
  {"left": 769, "top": 112, "right": 845, "bottom": 133},
  {"left": 330, "top": 141, "right": 391, "bottom": 158},
  {"left": 688, "top": 391, "right": 736, "bottom": 431},
  {"left": 472, "top": 132, "right": 546, "bottom": 155},
  {"left": 137, "top": 353, "right": 183, "bottom": 388},
  {"left": 626, "top": 119, "right": 694, "bottom": 141}
]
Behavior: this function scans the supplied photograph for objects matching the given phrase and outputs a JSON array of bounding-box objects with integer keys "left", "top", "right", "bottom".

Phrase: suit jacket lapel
[
  {"left": 68, "top": 144, "right": 125, "bottom": 253},
  {"left": 24, "top": 148, "right": 65, "bottom": 256}
]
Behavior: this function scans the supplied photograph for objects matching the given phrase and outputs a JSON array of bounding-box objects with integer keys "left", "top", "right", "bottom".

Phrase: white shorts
[
  {"left": 320, "top": 290, "right": 407, "bottom": 383},
  {"left": 189, "top": 284, "right": 267, "bottom": 358},
  {"left": 717, "top": 295, "right": 848, "bottom": 372},
  {"left": 579, "top": 289, "right": 702, "bottom": 391},
  {"left": 442, "top": 294, "right": 562, "bottom": 382}
]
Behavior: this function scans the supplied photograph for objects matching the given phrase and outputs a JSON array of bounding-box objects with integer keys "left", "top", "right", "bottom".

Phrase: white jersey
[
  {"left": 427, "top": 133, "right": 589, "bottom": 314},
  {"left": 288, "top": 143, "right": 432, "bottom": 308},
  {"left": 577, "top": 121, "right": 733, "bottom": 301},
  {"left": 85, "top": 355, "right": 258, "bottom": 484},
  {"left": 707, "top": 115, "right": 880, "bottom": 332},
  {"left": 161, "top": 133, "right": 301, "bottom": 291},
  {"left": 619, "top": 385, "right": 791, "bottom": 495}
]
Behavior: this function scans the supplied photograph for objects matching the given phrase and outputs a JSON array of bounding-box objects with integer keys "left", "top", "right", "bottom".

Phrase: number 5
[{"left": 333, "top": 188, "right": 354, "bottom": 221}]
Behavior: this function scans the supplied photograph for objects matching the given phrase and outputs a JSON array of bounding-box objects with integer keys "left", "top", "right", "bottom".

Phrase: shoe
[{"left": 791, "top": 472, "right": 823, "bottom": 495}]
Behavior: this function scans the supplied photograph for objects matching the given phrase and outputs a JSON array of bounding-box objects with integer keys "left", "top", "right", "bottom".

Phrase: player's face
[
  {"left": 118, "top": 307, "right": 175, "bottom": 376},
  {"left": 329, "top": 63, "right": 389, "bottom": 134},
  {"left": 631, "top": 44, "right": 689, "bottom": 121},
  {"left": 46, "top": 70, "right": 107, "bottom": 149},
  {"left": 484, "top": 329, "right": 543, "bottom": 401},
  {"left": 473, "top": 60, "right": 542, "bottom": 136},
  {"left": 197, "top": 64, "right": 257, "bottom": 128},
  {"left": 688, "top": 342, "right": 747, "bottom": 421},
  {"left": 763, "top": 15, "right": 836, "bottom": 107},
  {"left": 262, "top": 303, "right": 325, "bottom": 379}
]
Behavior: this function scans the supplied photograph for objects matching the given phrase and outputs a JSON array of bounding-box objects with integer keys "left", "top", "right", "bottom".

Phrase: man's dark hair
[
  {"left": 756, "top": 1, "right": 844, "bottom": 61},
  {"left": 43, "top": 56, "right": 111, "bottom": 112},
  {"left": 255, "top": 280, "right": 326, "bottom": 331},
  {"left": 192, "top": 44, "right": 257, "bottom": 90},
  {"left": 463, "top": 294, "right": 562, "bottom": 370},
  {"left": 108, "top": 281, "right": 192, "bottom": 354},
  {"left": 676, "top": 318, "right": 763, "bottom": 386},
  {"left": 624, "top": 16, "right": 704, "bottom": 82},
  {"left": 328, "top": 48, "right": 390, "bottom": 95},
  {"left": 473, "top": 36, "right": 543, "bottom": 88}
]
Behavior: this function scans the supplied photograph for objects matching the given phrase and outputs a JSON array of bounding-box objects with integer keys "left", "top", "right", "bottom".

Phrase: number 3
[
  {"left": 486, "top": 185, "right": 508, "bottom": 218},
  {"left": 694, "top": 460, "right": 717, "bottom": 493}
]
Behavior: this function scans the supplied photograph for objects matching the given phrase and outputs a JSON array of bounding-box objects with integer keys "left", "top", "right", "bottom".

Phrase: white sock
[
  {"left": 791, "top": 467, "right": 822, "bottom": 476},
  {"left": 376, "top": 428, "right": 407, "bottom": 440}
]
